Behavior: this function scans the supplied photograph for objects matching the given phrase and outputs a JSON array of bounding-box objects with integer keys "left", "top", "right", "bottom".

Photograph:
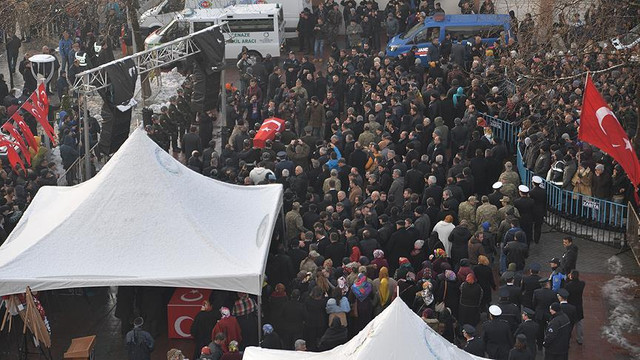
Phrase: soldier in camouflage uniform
[
  {"left": 498, "top": 196, "right": 520, "bottom": 221},
  {"left": 476, "top": 195, "right": 499, "bottom": 233},
  {"left": 458, "top": 195, "right": 479, "bottom": 230},
  {"left": 499, "top": 161, "right": 521, "bottom": 188}
]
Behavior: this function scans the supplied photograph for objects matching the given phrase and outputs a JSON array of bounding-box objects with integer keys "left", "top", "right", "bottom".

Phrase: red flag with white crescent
[
  {"left": 253, "top": 117, "right": 285, "bottom": 148},
  {"left": 0, "top": 139, "right": 26, "bottom": 174},
  {"left": 1, "top": 122, "right": 31, "bottom": 165},
  {"left": 12, "top": 113, "right": 39, "bottom": 150},
  {"left": 22, "top": 98, "right": 56, "bottom": 144},
  {"left": 37, "top": 82, "right": 49, "bottom": 109},
  {"left": 579, "top": 74, "right": 640, "bottom": 186}
]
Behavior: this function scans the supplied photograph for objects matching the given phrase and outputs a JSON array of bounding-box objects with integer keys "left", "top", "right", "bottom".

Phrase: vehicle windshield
[
  {"left": 400, "top": 22, "right": 424, "bottom": 40},
  {"left": 619, "top": 24, "right": 640, "bottom": 45}
]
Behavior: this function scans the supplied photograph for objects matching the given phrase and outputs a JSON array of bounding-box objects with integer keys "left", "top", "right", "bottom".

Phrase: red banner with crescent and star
[
  {"left": 579, "top": 74, "right": 640, "bottom": 186},
  {"left": 253, "top": 117, "right": 285, "bottom": 148}
]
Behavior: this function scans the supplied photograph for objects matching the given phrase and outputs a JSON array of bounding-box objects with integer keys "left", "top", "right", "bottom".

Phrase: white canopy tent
[
  {"left": 244, "top": 298, "right": 488, "bottom": 360},
  {"left": 0, "top": 128, "right": 283, "bottom": 296}
]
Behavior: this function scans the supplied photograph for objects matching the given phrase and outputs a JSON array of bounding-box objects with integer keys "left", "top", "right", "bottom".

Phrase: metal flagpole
[
  {"left": 82, "top": 73, "right": 91, "bottom": 180},
  {"left": 257, "top": 293, "right": 262, "bottom": 343}
]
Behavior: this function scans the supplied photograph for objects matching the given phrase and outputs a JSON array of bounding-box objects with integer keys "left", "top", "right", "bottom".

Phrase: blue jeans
[{"left": 314, "top": 39, "right": 324, "bottom": 59}]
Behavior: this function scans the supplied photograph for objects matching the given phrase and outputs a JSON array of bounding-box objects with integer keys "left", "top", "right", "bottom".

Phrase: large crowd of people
[
  {"left": 134, "top": 0, "right": 638, "bottom": 359},
  {"left": 0, "top": 0, "right": 637, "bottom": 359}
]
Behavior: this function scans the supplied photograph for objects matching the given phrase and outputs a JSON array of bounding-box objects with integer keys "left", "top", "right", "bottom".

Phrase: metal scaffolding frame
[{"left": 70, "top": 23, "right": 226, "bottom": 180}]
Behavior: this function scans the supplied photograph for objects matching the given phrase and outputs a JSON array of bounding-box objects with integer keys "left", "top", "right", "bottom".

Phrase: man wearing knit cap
[
  {"left": 482, "top": 305, "right": 513, "bottom": 360},
  {"left": 544, "top": 303, "right": 571, "bottom": 359}
]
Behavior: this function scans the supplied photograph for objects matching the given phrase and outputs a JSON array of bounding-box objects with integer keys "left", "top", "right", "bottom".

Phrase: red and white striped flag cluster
[{"left": 2, "top": 83, "right": 56, "bottom": 173}]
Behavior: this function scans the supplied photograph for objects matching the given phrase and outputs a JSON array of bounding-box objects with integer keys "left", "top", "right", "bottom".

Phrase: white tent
[
  {"left": 0, "top": 128, "right": 282, "bottom": 296},
  {"left": 244, "top": 298, "right": 487, "bottom": 360}
]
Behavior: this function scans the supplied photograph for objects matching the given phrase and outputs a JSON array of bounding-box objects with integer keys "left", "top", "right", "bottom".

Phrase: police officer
[
  {"left": 488, "top": 181, "right": 504, "bottom": 207},
  {"left": 462, "top": 324, "right": 485, "bottom": 357},
  {"left": 520, "top": 263, "right": 542, "bottom": 309},
  {"left": 515, "top": 307, "right": 539, "bottom": 359},
  {"left": 497, "top": 288, "right": 521, "bottom": 333},
  {"left": 532, "top": 278, "right": 556, "bottom": 349},
  {"left": 530, "top": 176, "right": 546, "bottom": 244},
  {"left": 513, "top": 185, "right": 534, "bottom": 245},
  {"left": 543, "top": 302, "right": 571, "bottom": 360},
  {"left": 557, "top": 288, "right": 577, "bottom": 334},
  {"left": 483, "top": 305, "right": 514, "bottom": 360}
]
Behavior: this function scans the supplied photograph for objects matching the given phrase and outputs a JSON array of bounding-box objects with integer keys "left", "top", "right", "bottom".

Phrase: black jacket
[
  {"left": 532, "top": 288, "right": 556, "bottom": 321},
  {"left": 543, "top": 312, "right": 571, "bottom": 355},
  {"left": 560, "top": 244, "right": 578, "bottom": 274},
  {"left": 520, "top": 274, "right": 541, "bottom": 309},
  {"left": 529, "top": 186, "right": 546, "bottom": 221},
  {"left": 564, "top": 279, "right": 585, "bottom": 320},
  {"left": 464, "top": 337, "right": 486, "bottom": 357},
  {"left": 514, "top": 319, "right": 539, "bottom": 359},
  {"left": 482, "top": 318, "right": 513, "bottom": 360}
]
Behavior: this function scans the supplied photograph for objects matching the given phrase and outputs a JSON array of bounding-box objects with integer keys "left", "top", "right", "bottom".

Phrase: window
[
  {"left": 226, "top": 18, "right": 274, "bottom": 33},
  {"left": 161, "top": 21, "right": 190, "bottom": 42},
  {"left": 194, "top": 21, "right": 216, "bottom": 32},
  {"left": 445, "top": 25, "right": 505, "bottom": 41},
  {"left": 400, "top": 22, "right": 423, "bottom": 40},
  {"left": 413, "top": 26, "right": 439, "bottom": 44}
]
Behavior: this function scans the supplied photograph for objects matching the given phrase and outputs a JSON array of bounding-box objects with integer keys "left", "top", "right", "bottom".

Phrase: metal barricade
[
  {"left": 627, "top": 203, "right": 640, "bottom": 266},
  {"left": 480, "top": 112, "right": 520, "bottom": 150},
  {"left": 516, "top": 146, "right": 628, "bottom": 246}
]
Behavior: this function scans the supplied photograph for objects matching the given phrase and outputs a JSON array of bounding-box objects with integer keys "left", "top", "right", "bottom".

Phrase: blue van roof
[{"left": 424, "top": 14, "right": 511, "bottom": 24}]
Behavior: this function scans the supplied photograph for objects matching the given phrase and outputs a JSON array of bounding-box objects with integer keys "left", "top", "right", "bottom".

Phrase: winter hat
[
  {"left": 414, "top": 240, "right": 425, "bottom": 250},
  {"left": 550, "top": 302, "right": 561, "bottom": 312},
  {"left": 482, "top": 222, "right": 490, "bottom": 231},
  {"left": 399, "top": 257, "right": 410, "bottom": 266}
]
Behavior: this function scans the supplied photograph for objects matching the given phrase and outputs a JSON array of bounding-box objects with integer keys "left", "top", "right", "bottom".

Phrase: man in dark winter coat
[
  {"left": 515, "top": 307, "right": 539, "bottom": 359},
  {"left": 483, "top": 305, "right": 514, "bottom": 360},
  {"left": 190, "top": 301, "right": 220, "bottom": 359},
  {"left": 543, "top": 303, "right": 572, "bottom": 359},
  {"left": 462, "top": 324, "right": 485, "bottom": 357},
  {"left": 513, "top": 185, "right": 535, "bottom": 245},
  {"left": 564, "top": 270, "right": 585, "bottom": 345},
  {"left": 529, "top": 176, "right": 546, "bottom": 244},
  {"left": 560, "top": 236, "right": 578, "bottom": 275},
  {"left": 532, "top": 279, "right": 557, "bottom": 349}
]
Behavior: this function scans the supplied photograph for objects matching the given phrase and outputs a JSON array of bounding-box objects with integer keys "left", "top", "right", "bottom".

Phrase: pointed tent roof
[
  {"left": 244, "top": 298, "right": 487, "bottom": 360},
  {"left": 0, "top": 128, "right": 282, "bottom": 296}
]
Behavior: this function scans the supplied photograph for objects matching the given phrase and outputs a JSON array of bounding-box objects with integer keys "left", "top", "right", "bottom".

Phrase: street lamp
[{"left": 28, "top": 54, "right": 56, "bottom": 150}]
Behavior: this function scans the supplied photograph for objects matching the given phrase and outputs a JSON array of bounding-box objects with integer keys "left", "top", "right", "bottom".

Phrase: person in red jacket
[{"left": 211, "top": 307, "right": 242, "bottom": 352}]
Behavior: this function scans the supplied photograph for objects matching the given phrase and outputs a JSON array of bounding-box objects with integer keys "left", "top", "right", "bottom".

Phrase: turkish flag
[
  {"left": 23, "top": 96, "right": 56, "bottom": 144},
  {"left": 0, "top": 139, "right": 26, "bottom": 174},
  {"left": 11, "top": 113, "right": 39, "bottom": 150},
  {"left": 1, "top": 122, "right": 31, "bottom": 165},
  {"left": 253, "top": 117, "right": 285, "bottom": 148},
  {"left": 579, "top": 75, "right": 640, "bottom": 186}
]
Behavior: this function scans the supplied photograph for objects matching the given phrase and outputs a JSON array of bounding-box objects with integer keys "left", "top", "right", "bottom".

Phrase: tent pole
[{"left": 257, "top": 294, "right": 262, "bottom": 343}]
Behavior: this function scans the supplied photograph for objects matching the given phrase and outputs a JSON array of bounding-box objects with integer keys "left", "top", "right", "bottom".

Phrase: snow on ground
[
  {"left": 601, "top": 256, "right": 640, "bottom": 359},
  {"left": 134, "top": 67, "right": 186, "bottom": 113}
]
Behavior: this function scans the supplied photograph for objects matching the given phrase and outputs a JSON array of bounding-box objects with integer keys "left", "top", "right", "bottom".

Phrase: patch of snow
[
  {"left": 601, "top": 256, "right": 640, "bottom": 358},
  {"left": 134, "top": 67, "right": 186, "bottom": 113}
]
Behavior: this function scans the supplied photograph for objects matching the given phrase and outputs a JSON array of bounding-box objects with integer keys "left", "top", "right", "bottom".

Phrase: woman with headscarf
[
  {"left": 416, "top": 260, "right": 433, "bottom": 281},
  {"left": 232, "top": 293, "right": 258, "bottom": 348},
  {"left": 348, "top": 271, "right": 375, "bottom": 334},
  {"left": 211, "top": 307, "right": 242, "bottom": 353},
  {"left": 260, "top": 324, "right": 283, "bottom": 349},
  {"left": 413, "top": 279, "right": 435, "bottom": 314},
  {"left": 303, "top": 286, "right": 328, "bottom": 351},
  {"left": 325, "top": 287, "right": 350, "bottom": 327},
  {"left": 394, "top": 257, "right": 415, "bottom": 280},
  {"left": 433, "top": 215, "right": 456, "bottom": 255},
  {"left": 427, "top": 231, "right": 445, "bottom": 256},
  {"left": 317, "top": 317, "right": 348, "bottom": 351},
  {"left": 409, "top": 240, "right": 427, "bottom": 270},
  {"left": 436, "top": 269, "right": 460, "bottom": 318},
  {"left": 431, "top": 248, "right": 451, "bottom": 275},
  {"left": 268, "top": 283, "right": 288, "bottom": 333},
  {"left": 421, "top": 308, "right": 440, "bottom": 332},
  {"left": 458, "top": 273, "right": 483, "bottom": 327},
  {"left": 372, "top": 267, "right": 397, "bottom": 315},
  {"left": 472, "top": 255, "right": 495, "bottom": 312},
  {"left": 370, "top": 249, "right": 389, "bottom": 278},
  {"left": 456, "top": 259, "right": 474, "bottom": 283},
  {"left": 220, "top": 340, "right": 243, "bottom": 360}
]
